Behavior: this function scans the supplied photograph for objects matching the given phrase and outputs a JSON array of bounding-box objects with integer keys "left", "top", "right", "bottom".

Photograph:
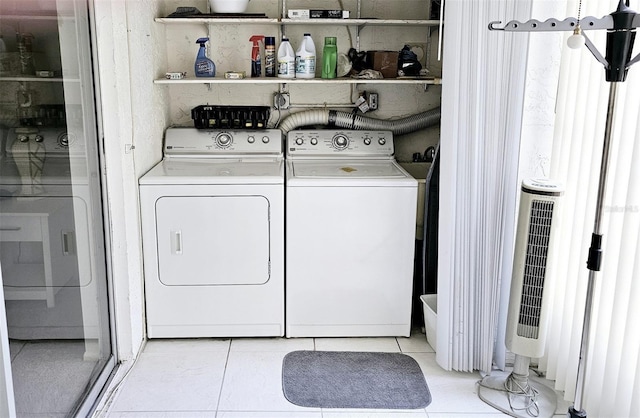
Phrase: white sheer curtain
[
  {"left": 537, "top": 1, "right": 640, "bottom": 415},
  {"left": 438, "top": 0, "right": 532, "bottom": 372},
  {"left": 439, "top": 0, "right": 639, "bottom": 411}
]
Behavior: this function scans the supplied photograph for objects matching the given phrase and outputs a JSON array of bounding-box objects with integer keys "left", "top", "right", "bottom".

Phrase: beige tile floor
[{"left": 97, "top": 331, "right": 570, "bottom": 417}]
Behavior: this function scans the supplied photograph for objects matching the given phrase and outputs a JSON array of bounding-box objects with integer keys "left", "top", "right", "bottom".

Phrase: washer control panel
[
  {"left": 164, "top": 128, "right": 283, "bottom": 156},
  {"left": 7, "top": 127, "right": 82, "bottom": 157},
  {"left": 287, "top": 130, "right": 394, "bottom": 157}
]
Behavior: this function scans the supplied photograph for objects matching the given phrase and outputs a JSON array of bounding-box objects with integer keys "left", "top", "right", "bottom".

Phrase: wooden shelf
[
  {"left": 155, "top": 17, "right": 280, "bottom": 25},
  {"left": 154, "top": 76, "right": 441, "bottom": 85},
  {"left": 280, "top": 18, "right": 440, "bottom": 27},
  {"left": 155, "top": 17, "right": 439, "bottom": 27}
]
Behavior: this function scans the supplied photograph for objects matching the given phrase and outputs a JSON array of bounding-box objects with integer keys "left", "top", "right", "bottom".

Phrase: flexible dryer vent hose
[{"left": 278, "top": 107, "right": 441, "bottom": 135}]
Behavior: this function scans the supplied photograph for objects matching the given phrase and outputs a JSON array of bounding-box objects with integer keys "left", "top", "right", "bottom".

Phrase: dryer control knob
[
  {"left": 310, "top": 138, "right": 318, "bottom": 145},
  {"left": 18, "top": 135, "right": 29, "bottom": 143},
  {"left": 247, "top": 136, "right": 255, "bottom": 143},
  {"left": 364, "top": 138, "right": 371, "bottom": 145},
  {"left": 332, "top": 134, "right": 349, "bottom": 150},
  {"left": 262, "top": 136, "right": 270, "bottom": 144},
  {"left": 215, "top": 133, "right": 233, "bottom": 148},
  {"left": 378, "top": 138, "right": 386, "bottom": 145},
  {"left": 295, "top": 138, "right": 304, "bottom": 145},
  {"left": 34, "top": 135, "right": 44, "bottom": 142}
]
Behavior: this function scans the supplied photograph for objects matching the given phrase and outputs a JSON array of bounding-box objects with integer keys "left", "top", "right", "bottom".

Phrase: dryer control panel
[
  {"left": 164, "top": 128, "right": 283, "bottom": 157},
  {"left": 287, "top": 130, "right": 394, "bottom": 158}
]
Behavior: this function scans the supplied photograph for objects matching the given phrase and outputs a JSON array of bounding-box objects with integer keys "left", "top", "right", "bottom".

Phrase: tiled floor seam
[{"left": 214, "top": 341, "right": 233, "bottom": 416}]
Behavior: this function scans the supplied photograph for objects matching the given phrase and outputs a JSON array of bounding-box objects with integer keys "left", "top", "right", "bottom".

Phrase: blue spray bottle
[{"left": 194, "top": 37, "right": 216, "bottom": 77}]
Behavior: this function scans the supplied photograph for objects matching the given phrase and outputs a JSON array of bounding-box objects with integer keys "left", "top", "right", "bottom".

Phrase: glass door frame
[{"left": 0, "top": 0, "right": 119, "bottom": 415}]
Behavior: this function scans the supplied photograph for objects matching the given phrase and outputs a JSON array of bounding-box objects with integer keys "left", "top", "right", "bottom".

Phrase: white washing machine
[
  {"left": 139, "top": 128, "right": 284, "bottom": 338},
  {"left": 285, "top": 130, "right": 418, "bottom": 337}
]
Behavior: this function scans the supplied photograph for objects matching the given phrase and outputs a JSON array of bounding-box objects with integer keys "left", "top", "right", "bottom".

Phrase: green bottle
[{"left": 321, "top": 37, "right": 337, "bottom": 79}]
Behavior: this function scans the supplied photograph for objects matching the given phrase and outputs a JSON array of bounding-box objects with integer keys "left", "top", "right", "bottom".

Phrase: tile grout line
[
  {"left": 213, "top": 339, "right": 233, "bottom": 417},
  {"left": 395, "top": 337, "right": 403, "bottom": 352},
  {"left": 9, "top": 340, "right": 27, "bottom": 363}
]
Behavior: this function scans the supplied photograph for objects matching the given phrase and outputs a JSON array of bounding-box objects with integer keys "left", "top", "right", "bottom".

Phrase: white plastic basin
[{"left": 420, "top": 294, "right": 437, "bottom": 351}]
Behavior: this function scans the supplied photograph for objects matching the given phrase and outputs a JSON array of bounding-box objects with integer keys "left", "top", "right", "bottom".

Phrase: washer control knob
[
  {"left": 18, "top": 135, "right": 29, "bottom": 143},
  {"left": 262, "top": 136, "right": 270, "bottom": 144},
  {"left": 215, "top": 132, "right": 233, "bottom": 148},
  {"left": 295, "top": 138, "right": 304, "bottom": 145},
  {"left": 364, "top": 138, "right": 371, "bottom": 145},
  {"left": 247, "top": 136, "right": 255, "bottom": 143},
  {"left": 34, "top": 134, "right": 44, "bottom": 142},
  {"left": 310, "top": 138, "right": 318, "bottom": 145},
  {"left": 378, "top": 137, "right": 386, "bottom": 145},
  {"left": 332, "top": 134, "right": 349, "bottom": 150},
  {"left": 58, "top": 133, "right": 70, "bottom": 148}
]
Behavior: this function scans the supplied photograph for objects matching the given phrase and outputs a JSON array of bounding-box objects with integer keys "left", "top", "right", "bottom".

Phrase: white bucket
[
  {"left": 209, "top": 0, "right": 250, "bottom": 13},
  {"left": 420, "top": 294, "right": 437, "bottom": 351}
]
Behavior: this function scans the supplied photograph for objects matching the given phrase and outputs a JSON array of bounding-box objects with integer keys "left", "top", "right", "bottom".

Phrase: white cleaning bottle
[
  {"left": 295, "top": 33, "right": 316, "bottom": 79},
  {"left": 277, "top": 37, "right": 296, "bottom": 79}
]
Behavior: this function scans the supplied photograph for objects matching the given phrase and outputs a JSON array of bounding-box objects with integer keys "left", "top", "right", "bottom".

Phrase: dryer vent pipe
[{"left": 278, "top": 107, "right": 441, "bottom": 135}]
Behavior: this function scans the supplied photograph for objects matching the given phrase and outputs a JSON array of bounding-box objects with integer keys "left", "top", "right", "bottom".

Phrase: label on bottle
[
  {"left": 278, "top": 59, "right": 295, "bottom": 77},
  {"left": 196, "top": 60, "right": 213, "bottom": 76},
  {"left": 295, "top": 55, "right": 316, "bottom": 74},
  {"left": 265, "top": 46, "right": 276, "bottom": 77}
]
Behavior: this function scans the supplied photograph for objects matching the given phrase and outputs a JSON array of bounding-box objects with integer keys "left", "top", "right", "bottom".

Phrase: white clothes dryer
[
  {"left": 139, "top": 128, "right": 284, "bottom": 338},
  {"left": 285, "top": 130, "right": 418, "bottom": 338}
]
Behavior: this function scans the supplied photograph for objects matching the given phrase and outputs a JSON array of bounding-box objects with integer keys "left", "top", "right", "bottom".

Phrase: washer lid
[
  {"left": 139, "top": 158, "right": 284, "bottom": 185},
  {"left": 291, "top": 160, "right": 407, "bottom": 178}
]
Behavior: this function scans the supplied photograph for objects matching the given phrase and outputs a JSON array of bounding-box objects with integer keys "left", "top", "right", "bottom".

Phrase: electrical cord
[
  {"left": 477, "top": 369, "right": 542, "bottom": 418},
  {"left": 504, "top": 372, "right": 541, "bottom": 417},
  {"left": 273, "top": 104, "right": 282, "bottom": 129}
]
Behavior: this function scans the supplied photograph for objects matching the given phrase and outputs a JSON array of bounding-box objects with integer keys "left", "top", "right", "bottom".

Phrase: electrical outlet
[
  {"left": 368, "top": 93, "right": 378, "bottom": 110},
  {"left": 273, "top": 93, "right": 290, "bottom": 110}
]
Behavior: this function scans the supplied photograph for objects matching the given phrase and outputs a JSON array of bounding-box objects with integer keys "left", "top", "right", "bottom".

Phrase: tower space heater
[{"left": 479, "top": 179, "right": 564, "bottom": 418}]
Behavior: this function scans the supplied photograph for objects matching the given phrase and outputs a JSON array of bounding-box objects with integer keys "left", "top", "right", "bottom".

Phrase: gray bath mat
[{"left": 282, "top": 350, "right": 431, "bottom": 409}]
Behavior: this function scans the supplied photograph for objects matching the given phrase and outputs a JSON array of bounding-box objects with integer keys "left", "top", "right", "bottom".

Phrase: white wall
[{"left": 93, "top": 0, "right": 167, "bottom": 361}]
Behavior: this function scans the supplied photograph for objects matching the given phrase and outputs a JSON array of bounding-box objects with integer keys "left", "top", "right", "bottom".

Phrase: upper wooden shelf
[
  {"left": 154, "top": 17, "right": 440, "bottom": 27},
  {"left": 154, "top": 76, "right": 441, "bottom": 85}
]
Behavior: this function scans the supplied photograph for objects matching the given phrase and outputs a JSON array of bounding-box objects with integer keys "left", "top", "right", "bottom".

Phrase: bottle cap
[
  {"left": 266, "top": 37, "right": 276, "bottom": 45},
  {"left": 324, "top": 37, "right": 337, "bottom": 45}
]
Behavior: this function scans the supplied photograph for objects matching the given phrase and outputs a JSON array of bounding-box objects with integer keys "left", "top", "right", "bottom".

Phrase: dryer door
[{"left": 155, "top": 195, "right": 270, "bottom": 285}]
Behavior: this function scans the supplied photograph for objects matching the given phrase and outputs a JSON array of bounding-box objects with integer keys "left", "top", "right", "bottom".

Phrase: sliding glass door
[{"left": 0, "top": 0, "right": 114, "bottom": 415}]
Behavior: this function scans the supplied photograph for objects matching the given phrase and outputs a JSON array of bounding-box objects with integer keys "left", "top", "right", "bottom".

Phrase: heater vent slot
[{"left": 517, "top": 199, "right": 554, "bottom": 339}]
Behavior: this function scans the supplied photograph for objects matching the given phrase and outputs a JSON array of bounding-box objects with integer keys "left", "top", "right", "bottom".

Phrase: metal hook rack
[{"left": 488, "top": 16, "right": 613, "bottom": 32}]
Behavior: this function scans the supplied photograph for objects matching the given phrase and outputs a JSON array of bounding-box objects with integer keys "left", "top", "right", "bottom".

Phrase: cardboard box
[
  {"left": 287, "top": 9, "right": 310, "bottom": 19},
  {"left": 287, "top": 9, "right": 350, "bottom": 19},
  {"left": 310, "top": 9, "right": 349, "bottom": 18},
  {"left": 367, "top": 50, "right": 399, "bottom": 78}
]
